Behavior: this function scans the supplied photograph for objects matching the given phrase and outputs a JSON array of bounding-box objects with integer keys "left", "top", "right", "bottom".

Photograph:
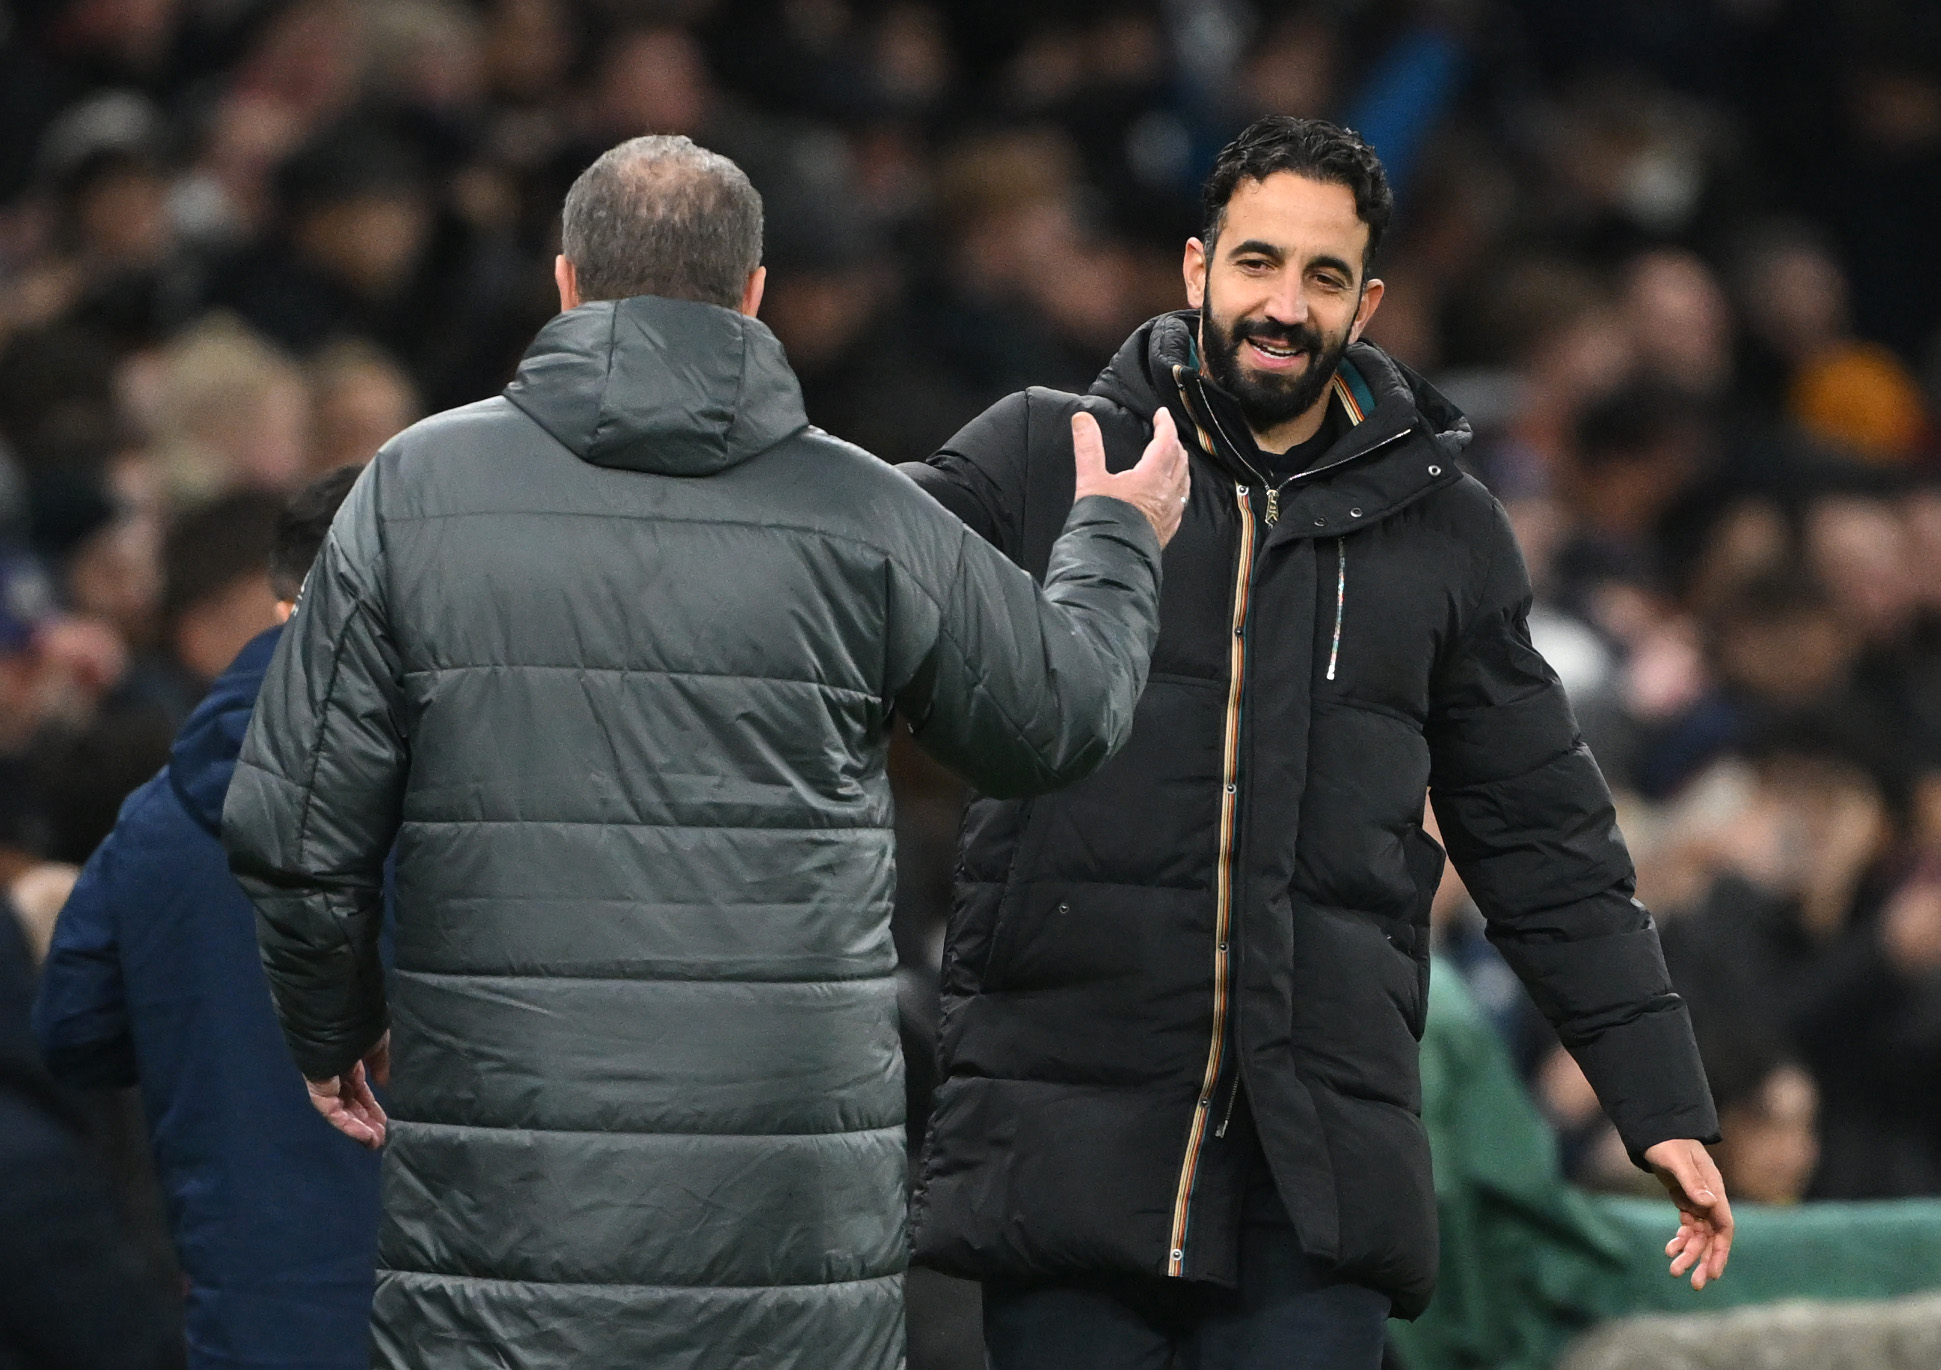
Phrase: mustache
[{"left": 1230, "top": 317, "right": 1326, "bottom": 354}]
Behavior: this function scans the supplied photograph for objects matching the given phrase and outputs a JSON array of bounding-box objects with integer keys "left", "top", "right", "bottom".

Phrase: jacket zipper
[
  {"left": 1326, "top": 540, "right": 1346, "bottom": 681},
  {"left": 1154, "top": 374, "right": 1415, "bottom": 1271},
  {"left": 1165, "top": 479, "right": 1255, "bottom": 1277},
  {"left": 1213, "top": 1067, "right": 1243, "bottom": 1139}
]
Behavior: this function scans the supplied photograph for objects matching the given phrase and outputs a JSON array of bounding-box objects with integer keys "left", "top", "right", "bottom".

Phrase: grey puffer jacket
[{"left": 221, "top": 294, "right": 1164, "bottom": 1370}]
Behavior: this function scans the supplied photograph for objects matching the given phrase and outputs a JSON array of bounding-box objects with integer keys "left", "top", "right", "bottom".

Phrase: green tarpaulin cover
[{"left": 1390, "top": 957, "right": 1941, "bottom": 1370}]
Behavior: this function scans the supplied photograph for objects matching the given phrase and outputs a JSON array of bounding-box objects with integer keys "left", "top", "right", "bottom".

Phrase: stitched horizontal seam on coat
[
  {"left": 383, "top": 504, "right": 920, "bottom": 563},
  {"left": 1314, "top": 694, "right": 1424, "bottom": 727},
  {"left": 393, "top": 968, "right": 897, "bottom": 985},
  {"left": 378, "top": 1268, "right": 903, "bottom": 1292},
  {"left": 398, "top": 819, "right": 890, "bottom": 830},
  {"left": 386, "top": 1120, "right": 904, "bottom": 1139},
  {"left": 1428, "top": 731, "right": 1580, "bottom": 786},
  {"left": 996, "top": 877, "right": 1208, "bottom": 894},
  {"left": 398, "top": 663, "right": 879, "bottom": 699},
  {"left": 929, "top": 1072, "right": 1167, "bottom": 1090}
]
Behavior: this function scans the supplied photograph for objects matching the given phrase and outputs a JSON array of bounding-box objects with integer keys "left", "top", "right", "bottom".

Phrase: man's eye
[{"left": 1237, "top": 259, "right": 1272, "bottom": 273}]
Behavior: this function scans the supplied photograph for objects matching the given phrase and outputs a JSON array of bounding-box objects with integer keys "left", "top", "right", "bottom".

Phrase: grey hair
[{"left": 560, "top": 135, "right": 763, "bottom": 309}]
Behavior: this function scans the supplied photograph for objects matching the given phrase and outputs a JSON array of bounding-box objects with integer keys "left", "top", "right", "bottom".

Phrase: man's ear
[
  {"left": 555, "top": 255, "right": 581, "bottom": 312},
  {"left": 739, "top": 266, "right": 767, "bottom": 318},
  {"left": 1182, "top": 238, "right": 1208, "bottom": 310},
  {"left": 1348, "top": 276, "right": 1385, "bottom": 344}
]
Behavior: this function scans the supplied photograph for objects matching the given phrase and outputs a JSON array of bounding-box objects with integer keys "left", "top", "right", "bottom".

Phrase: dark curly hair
[{"left": 1202, "top": 117, "right": 1393, "bottom": 271}]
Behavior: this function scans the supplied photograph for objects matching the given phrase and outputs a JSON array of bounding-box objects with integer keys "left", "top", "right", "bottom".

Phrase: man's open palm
[{"left": 1072, "top": 408, "right": 1190, "bottom": 547}]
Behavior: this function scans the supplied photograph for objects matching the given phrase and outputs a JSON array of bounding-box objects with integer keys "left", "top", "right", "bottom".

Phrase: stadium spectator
[
  {"left": 149, "top": 317, "right": 309, "bottom": 503},
  {"left": 304, "top": 340, "right": 420, "bottom": 476},
  {"left": 135, "top": 492, "right": 284, "bottom": 726},
  {"left": 204, "top": 122, "right": 437, "bottom": 377}
]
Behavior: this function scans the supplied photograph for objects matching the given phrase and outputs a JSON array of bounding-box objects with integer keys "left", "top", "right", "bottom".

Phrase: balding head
[{"left": 560, "top": 135, "right": 763, "bottom": 309}]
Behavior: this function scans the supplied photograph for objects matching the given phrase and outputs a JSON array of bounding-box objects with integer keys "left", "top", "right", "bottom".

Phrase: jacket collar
[
  {"left": 1093, "top": 311, "right": 1474, "bottom": 539},
  {"left": 504, "top": 294, "right": 809, "bottom": 476}
]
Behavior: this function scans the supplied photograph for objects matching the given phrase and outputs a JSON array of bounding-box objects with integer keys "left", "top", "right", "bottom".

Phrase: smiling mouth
[{"left": 1244, "top": 337, "right": 1309, "bottom": 370}]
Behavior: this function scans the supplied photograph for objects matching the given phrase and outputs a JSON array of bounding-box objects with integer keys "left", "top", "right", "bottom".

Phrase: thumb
[
  {"left": 1072, "top": 412, "right": 1106, "bottom": 486},
  {"left": 1140, "top": 407, "right": 1180, "bottom": 471},
  {"left": 1667, "top": 1150, "right": 1717, "bottom": 1205}
]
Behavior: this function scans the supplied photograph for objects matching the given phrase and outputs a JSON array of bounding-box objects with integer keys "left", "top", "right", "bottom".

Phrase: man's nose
[{"left": 1260, "top": 279, "right": 1309, "bottom": 326}]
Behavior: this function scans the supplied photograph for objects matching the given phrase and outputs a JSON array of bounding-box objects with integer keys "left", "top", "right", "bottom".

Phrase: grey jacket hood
[{"left": 504, "top": 293, "right": 809, "bottom": 476}]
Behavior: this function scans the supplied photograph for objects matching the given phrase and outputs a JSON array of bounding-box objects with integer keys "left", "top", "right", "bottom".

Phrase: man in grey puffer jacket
[{"left": 221, "top": 135, "right": 1188, "bottom": 1370}]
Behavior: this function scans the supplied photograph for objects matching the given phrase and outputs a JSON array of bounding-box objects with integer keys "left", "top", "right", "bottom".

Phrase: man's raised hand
[{"left": 1073, "top": 408, "right": 1190, "bottom": 548}]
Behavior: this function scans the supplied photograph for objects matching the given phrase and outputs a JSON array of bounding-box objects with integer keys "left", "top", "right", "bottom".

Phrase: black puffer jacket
[
  {"left": 221, "top": 294, "right": 1165, "bottom": 1369},
  {"left": 902, "top": 313, "right": 1716, "bottom": 1318}
]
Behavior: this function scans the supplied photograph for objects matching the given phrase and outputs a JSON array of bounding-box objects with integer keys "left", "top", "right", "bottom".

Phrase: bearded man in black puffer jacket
[{"left": 902, "top": 116, "right": 1734, "bottom": 1370}]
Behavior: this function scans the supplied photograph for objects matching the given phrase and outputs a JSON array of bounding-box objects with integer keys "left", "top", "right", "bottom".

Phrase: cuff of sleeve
[
  {"left": 286, "top": 1014, "right": 388, "bottom": 1083},
  {"left": 1065, "top": 494, "right": 1163, "bottom": 574},
  {"left": 1570, "top": 999, "right": 1722, "bottom": 1166}
]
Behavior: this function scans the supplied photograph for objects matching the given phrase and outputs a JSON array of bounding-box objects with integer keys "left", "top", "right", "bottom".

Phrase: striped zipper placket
[
  {"left": 1165, "top": 479, "right": 1255, "bottom": 1277},
  {"left": 1158, "top": 363, "right": 1381, "bottom": 1276}
]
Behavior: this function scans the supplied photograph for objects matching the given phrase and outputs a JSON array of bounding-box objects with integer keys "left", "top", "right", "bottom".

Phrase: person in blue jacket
[{"left": 34, "top": 465, "right": 378, "bottom": 1370}]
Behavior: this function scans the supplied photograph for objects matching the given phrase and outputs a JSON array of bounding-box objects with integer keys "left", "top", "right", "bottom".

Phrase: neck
[{"left": 1248, "top": 385, "right": 1334, "bottom": 454}]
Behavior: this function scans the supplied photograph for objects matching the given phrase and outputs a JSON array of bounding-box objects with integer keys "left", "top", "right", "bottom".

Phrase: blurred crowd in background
[{"left": 2, "top": 0, "right": 1940, "bottom": 1337}]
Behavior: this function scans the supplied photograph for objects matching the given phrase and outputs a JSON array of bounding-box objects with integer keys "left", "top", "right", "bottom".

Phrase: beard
[{"left": 1201, "top": 307, "right": 1354, "bottom": 433}]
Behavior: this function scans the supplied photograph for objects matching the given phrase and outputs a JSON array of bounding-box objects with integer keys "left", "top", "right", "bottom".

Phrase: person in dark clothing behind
[
  {"left": 760, "top": 182, "right": 983, "bottom": 467},
  {"left": 902, "top": 117, "right": 1731, "bottom": 1370},
  {"left": 112, "top": 491, "right": 287, "bottom": 730},
  {"left": 1, "top": 898, "right": 182, "bottom": 1370},
  {"left": 34, "top": 466, "right": 379, "bottom": 1370},
  {"left": 205, "top": 122, "right": 434, "bottom": 374},
  {"left": 1664, "top": 722, "right": 1941, "bottom": 1201}
]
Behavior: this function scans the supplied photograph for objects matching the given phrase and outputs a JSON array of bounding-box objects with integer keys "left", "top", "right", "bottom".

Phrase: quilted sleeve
[
  {"left": 1426, "top": 496, "right": 1718, "bottom": 1159},
  {"left": 888, "top": 490, "right": 1163, "bottom": 800},
  {"left": 222, "top": 463, "right": 405, "bottom": 1082}
]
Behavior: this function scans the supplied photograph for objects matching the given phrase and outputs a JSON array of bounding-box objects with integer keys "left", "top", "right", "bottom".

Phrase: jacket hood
[
  {"left": 169, "top": 625, "right": 280, "bottom": 836},
  {"left": 1091, "top": 311, "right": 1473, "bottom": 487},
  {"left": 503, "top": 294, "right": 809, "bottom": 476}
]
